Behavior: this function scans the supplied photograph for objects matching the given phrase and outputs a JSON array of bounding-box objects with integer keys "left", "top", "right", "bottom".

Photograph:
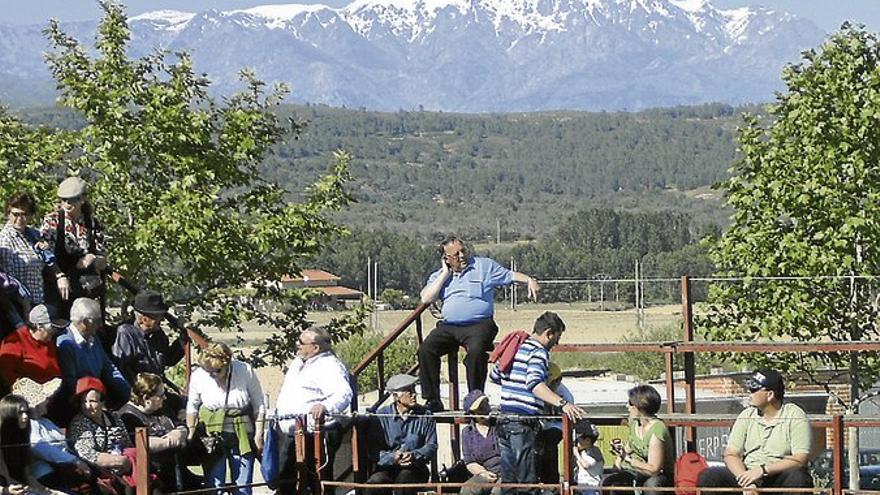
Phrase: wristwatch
[{"left": 558, "top": 398, "right": 568, "bottom": 407}]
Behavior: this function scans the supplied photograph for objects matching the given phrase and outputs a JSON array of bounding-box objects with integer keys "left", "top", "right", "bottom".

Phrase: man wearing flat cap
[
  {"left": 698, "top": 370, "right": 813, "bottom": 495},
  {"left": 40, "top": 176, "right": 108, "bottom": 320},
  {"left": 113, "top": 289, "right": 185, "bottom": 385},
  {"left": 365, "top": 374, "right": 438, "bottom": 495}
]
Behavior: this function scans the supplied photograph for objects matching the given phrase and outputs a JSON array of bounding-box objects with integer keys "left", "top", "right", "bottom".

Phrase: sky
[{"left": 0, "top": 0, "right": 877, "bottom": 33}]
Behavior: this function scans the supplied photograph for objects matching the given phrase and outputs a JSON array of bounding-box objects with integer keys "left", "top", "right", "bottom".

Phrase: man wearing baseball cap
[{"left": 698, "top": 370, "right": 813, "bottom": 495}]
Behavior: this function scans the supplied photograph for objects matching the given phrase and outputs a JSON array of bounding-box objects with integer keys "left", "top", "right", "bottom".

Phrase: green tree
[
  {"left": 699, "top": 24, "right": 880, "bottom": 405},
  {"left": 36, "top": 1, "right": 361, "bottom": 367}
]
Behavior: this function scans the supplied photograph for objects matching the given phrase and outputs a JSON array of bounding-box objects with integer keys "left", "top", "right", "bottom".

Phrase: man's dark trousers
[
  {"left": 698, "top": 465, "right": 813, "bottom": 495},
  {"left": 363, "top": 464, "right": 430, "bottom": 495},
  {"left": 418, "top": 319, "right": 498, "bottom": 405},
  {"left": 275, "top": 425, "right": 343, "bottom": 494},
  {"left": 497, "top": 417, "right": 542, "bottom": 495}
]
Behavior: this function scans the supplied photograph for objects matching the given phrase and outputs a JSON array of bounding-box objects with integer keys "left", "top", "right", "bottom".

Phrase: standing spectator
[
  {"left": 602, "top": 385, "right": 674, "bottom": 495},
  {"left": 365, "top": 374, "right": 437, "bottom": 495},
  {"left": 489, "top": 311, "right": 586, "bottom": 495},
  {"left": 573, "top": 420, "right": 603, "bottom": 495},
  {"left": 67, "top": 377, "right": 132, "bottom": 489},
  {"left": 11, "top": 377, "right": 93, "bottom": 493},
  {"left": 698, "top": 370, "right": 813, "bottom": 495},
  {"left": 117, "top": 373, "right": 190, "bottom": 491},
  {"left": 274, "top": 326, "right": 353, "bottom": 494},
  {"left": 56, "top": 298, "right": 131, "bottom": 417},
  {"left": 537, "top": 362, "right": 574, "bottom": 487},
  {"left": 418, "top": 236, "right": 540, "bottom": 412},
  {"left": 0, "top": 305, "right": 65, "bottom": 389},
  {"left": 0, "top": 192, "right": 64, "bottom": 323},
  {"left": 0, "top": 270, "right": 29, "bottom": 341},
  {"left": 40, "top": 177, "right": 107, "bottom": 321},
  {"left": 186, "top": 342, "right": 265, "bottom": 495},
  {"left": 460, "top": 389, "right": 501, "bottom": 495}
]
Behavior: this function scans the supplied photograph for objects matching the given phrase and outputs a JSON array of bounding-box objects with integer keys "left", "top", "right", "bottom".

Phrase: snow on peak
[
  {"left": 230, "top": 3, "right": 333, "bottom": 19},
  {"left": 668, "top": 0, "right": 707, "bottom": 13},
  {"left": 130, "top": 9, "right": 195, "bottom": 26}
]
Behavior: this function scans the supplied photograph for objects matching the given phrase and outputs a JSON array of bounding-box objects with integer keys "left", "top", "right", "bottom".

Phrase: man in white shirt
[{"left": 274, "top": 325, "right": 353, "bottom": 494}]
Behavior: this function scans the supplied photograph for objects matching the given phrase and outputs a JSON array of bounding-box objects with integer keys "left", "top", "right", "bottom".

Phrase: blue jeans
[
  {"left": 497, "top": 418, "right": 542, "bottom": 495},
  {"left": 204, "top": 432, "right": 255, "bottom": 495}
]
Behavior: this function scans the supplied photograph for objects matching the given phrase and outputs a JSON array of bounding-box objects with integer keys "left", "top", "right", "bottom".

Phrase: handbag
[
  {"left": 195, "top": 366, "right": 233, "bottom": 459},
  {"left": 260, "top": 415, "right": 281, "bottom": 484}
]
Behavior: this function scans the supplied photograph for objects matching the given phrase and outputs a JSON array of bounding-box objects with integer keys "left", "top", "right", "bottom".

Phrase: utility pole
[
  {"left": 367, "top": 257, "right": 373, "bottom": 330},
  {"left": 496, "top": 218, "right": 501, "bottom": 245}
]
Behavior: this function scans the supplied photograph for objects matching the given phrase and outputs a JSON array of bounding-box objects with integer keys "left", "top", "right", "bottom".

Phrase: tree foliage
[
  {"left": 699, "top": 25, "right": 880, "bottom": 401},
  {"left": 0, "top": 1, "right": 364, "bottom": 366}
]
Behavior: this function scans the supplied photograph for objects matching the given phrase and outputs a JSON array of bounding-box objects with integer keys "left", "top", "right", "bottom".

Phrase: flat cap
[
  {"left": 57, "top": 177, "right": 88, "bottom": 199},
  {"left": 386, "top": 374, "right": 419, "bottom": 392}
]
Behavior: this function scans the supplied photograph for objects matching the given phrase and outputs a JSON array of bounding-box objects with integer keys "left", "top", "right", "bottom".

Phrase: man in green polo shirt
[{"left": 698, "top": 369, "right": 813, "bottom": 495}]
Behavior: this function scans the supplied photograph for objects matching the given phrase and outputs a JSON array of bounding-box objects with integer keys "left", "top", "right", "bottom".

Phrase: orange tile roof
[{"left": 280, "top": 269, "right": 340, "bottom": 283}]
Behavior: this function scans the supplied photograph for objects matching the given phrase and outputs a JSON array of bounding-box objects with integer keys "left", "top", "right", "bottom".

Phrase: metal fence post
[{"left": 680, "top": 275, "right": 697, "bottom": 451}]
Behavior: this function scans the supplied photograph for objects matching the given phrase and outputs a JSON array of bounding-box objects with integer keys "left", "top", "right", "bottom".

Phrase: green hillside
[{"left": 18, "top": 102, "right": 747, "bottom": 240}]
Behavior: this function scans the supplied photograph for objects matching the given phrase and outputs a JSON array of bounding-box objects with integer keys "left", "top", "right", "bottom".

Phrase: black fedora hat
[{"left": 134, "top": 289, "right": 169, "bottom": 318}]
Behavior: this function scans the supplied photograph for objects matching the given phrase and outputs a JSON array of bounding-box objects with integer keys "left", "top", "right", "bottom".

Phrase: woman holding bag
[{"left": 186, "top": 342, "right": 265, "bottom": 495}]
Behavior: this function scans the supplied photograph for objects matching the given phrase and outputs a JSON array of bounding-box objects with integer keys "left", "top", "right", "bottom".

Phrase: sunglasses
[{"left": 62, "top": 195, "right": 85, "bottom": 205}]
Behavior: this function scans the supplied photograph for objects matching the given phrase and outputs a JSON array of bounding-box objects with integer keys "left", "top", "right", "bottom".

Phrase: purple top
[{"left": 461, "top": 423, "right": 501, "bottom": 474}]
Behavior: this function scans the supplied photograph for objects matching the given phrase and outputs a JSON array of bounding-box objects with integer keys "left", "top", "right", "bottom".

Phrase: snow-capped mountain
[{"left": 0, "top": 0, "right": 825, "bottom": 111}]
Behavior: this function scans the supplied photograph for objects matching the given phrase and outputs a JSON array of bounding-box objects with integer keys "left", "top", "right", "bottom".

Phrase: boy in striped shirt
[{"left": 490, "top": 311, "right": 586, "bottom": 494}]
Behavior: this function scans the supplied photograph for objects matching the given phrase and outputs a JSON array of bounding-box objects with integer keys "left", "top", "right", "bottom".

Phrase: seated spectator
[
  {"left": 56, "top": 297, "right": 130, "bottom": 416},
  {"left": 0, "top": 192, "right": 64, "bottom": 323},
  {"left": 365, "top": 374, "right": 437, "bottom": 495},
  {"left": 698, "top": 370, "right": 813, "bottom": 495},
  {"left": 113, "top": 290, "right": 184, "bottom": 383},
  {"left": 67, "top": 377, "right": 132, "bottom": 479},
  {"left": 0, "top": 393, "right": 67, "bottom": 495},
  {"left": 460, "top": 389, "right": 500, "bottom": 495},
  {"left": 0, "top": 305, "right": 66, "bottom": 389},
  {"left": 602, "top": 385, "right": 673, "bottom": 495},
  {"left": 574, "top": 420, "right": 603, "bottom": 495},
  {"left": 117, "top": 373, "right": 190, "bottom": 491},
  {"left": 185, "top": 342, "right": 265, "bottom": 495},
  {"left": 274, "top": 325, "right": 353, "bottom": 494},
  {"left": 538, "top": 361, "right": 574, "bottom": 486},
  {"left": 11, "top": 377, "right": 93, "bottom": 493},
  {"left": 0, "top": 270, "right": 29, "bottom": 342}
]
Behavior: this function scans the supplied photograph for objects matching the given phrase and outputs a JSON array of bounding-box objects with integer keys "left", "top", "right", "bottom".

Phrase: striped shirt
[{"left": 489, "top": 337, "right": 549, "bottom": 415}]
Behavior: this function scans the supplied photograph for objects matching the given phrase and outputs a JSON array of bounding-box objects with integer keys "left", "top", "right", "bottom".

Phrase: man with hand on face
[
  {"left": 113, "top": 290, "right": 184, "bottom": 384},
  {"left": 274, "top": 325, "right": 353, "bottom": 494},
  {"left": 419, "top": 236, "right": 540, "bottom": 412},
  {"left": 365, "top": 374, "right": 438, "bottom": 495},
  {"left": 697, "top": 370, "right": 813, "bottom": 495}
]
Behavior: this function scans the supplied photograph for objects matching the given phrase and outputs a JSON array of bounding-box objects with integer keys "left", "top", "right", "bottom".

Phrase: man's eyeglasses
[
  {"left": 443, "top": 249, "right": 467, "bottom": 261},
  {"left": 298, "top": 339, "right": 316, "bottom": 347},
  {"left": 748, "top": 386, "right": 766, "bottom": 394},
  {"left": 9, "top": 210, "right": 29, "bottom": 219}
]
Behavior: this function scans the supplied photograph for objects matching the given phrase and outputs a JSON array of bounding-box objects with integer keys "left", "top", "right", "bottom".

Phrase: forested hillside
[
  {"left": 16, "top": 102, "right": 744, "bottom": 297},
  {"left": 18, "top": 102, "right": 744, "bottom": 240}
]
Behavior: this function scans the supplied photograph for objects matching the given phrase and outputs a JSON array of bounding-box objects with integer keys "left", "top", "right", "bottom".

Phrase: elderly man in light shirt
[{"left": 274, "top": 325, "right": 353, "bottom": 494}]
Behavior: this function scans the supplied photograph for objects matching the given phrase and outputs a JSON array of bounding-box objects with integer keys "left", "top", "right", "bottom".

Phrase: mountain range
[{"left": 0, "top": 0, "right": 826, "bottom": 111}]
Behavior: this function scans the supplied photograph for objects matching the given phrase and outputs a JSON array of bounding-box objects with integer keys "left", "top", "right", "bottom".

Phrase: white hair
[{"left": 70, "top": 297, "right": 101, "bottom": 323}]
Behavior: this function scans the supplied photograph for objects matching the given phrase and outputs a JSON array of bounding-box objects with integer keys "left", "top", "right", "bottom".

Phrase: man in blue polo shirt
[{"left": 418, "top": 236, "right": 540, "bottom": 412}]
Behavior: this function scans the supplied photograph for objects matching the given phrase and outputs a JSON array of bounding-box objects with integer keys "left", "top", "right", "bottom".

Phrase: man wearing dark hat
[
  {"left": 365, "top": 374, "right": 438, "bottom": 495},
  {"left": 698, "top": 370, "right": 813, "bottom": 495},
  {"left": 112, "top": 289, "right": 185, "bottom": 385}
]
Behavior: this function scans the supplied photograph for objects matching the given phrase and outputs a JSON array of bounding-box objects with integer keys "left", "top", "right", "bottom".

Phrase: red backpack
[{"left": 675, "top": 452, "right": 709, "bottom": 495}]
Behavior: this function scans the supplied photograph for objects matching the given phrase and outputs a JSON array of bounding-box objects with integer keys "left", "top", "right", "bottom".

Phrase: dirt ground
[{"left": 204, "top": 302, "right": 682, "bottom": 407}]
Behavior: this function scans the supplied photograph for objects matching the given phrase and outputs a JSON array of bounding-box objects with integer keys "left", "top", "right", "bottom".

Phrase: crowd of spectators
[{"left": 0, "top": 191, "right": 816, "bottom": 495}]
